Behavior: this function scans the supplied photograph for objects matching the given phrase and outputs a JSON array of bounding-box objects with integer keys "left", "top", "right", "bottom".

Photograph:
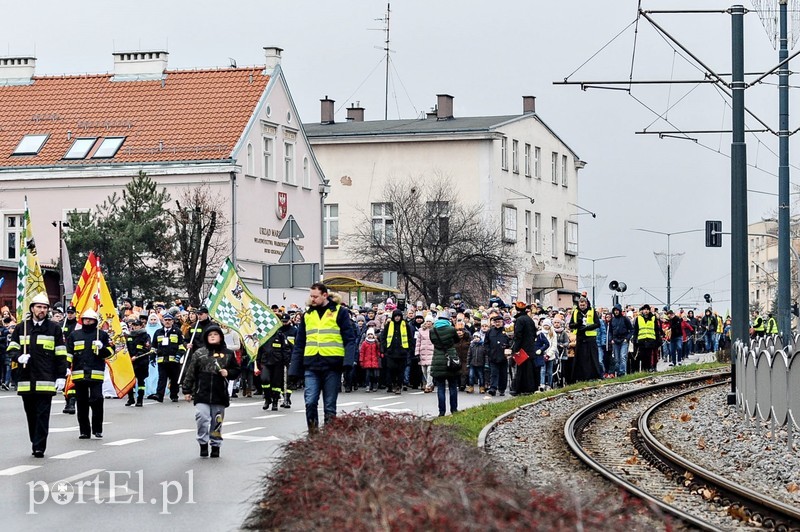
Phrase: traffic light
[{"left": 705, "top": 220, "right": 722, "bottom": 247}]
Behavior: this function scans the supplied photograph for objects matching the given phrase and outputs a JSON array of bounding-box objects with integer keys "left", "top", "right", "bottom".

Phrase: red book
[{"left": 513, "top": 348, "right": 529, "bottom": 365}]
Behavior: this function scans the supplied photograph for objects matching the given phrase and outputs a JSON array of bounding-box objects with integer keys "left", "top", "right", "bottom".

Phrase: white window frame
[
  {"left": 511, "top": 139, "right": 519, "bottom": 174},
  {"left": 283, "top": 141, "right": 295, "bottom": 184},
  {"left": 500, "top": 136, "right": 508, "bottom": 171},
  {"left": 64, "top": 138, "right": 97, "bottom": 160},
  {"left": 565, "top": 220, "right": 578, "bottom": 256},
  {"left": 561, "top": 154, "right": 568, "bottom": 187},
  {"left": 550, "top": 216, "right": 558, "bottom": 258},
  {"left": 534, "top": 212, "right": 541, "bottom": 254},
  {"left": 524, "top": 143, "right": 531, "bottom": 177},
  {"left": 551, "top": 152, "right": 559, "bottom": 184},
  {"left": 262, "top": 135, "right": 275, "bottom": 181},
  {"left": 323, "top": 204, "right": 339, "bottom": 247},
  {"left": 3, "top": 212, "right": 23, "bottom": 261},
  {"left": 246, "top": 143, "right": 254, "bottom": 176},
  {"left": 92, "top": 137, "right": 125, "bottom": 159},
  {"left": 524, "top": 210, "right": 531, "bottom": 252},
  {"left": 371, "top": 202, "right": 394, "bottom": 245},
  {"left": 13, "top": 134, "right": 48, "bottom": 156},
  {"left": 534, "top": 146, "right": 541, "bottom": 179},
  {"left": 502, "top": 205, "right": 517, "bottom": 243},
  {"left": 302, "top": 156, "right": 311, "bottom": 189}
]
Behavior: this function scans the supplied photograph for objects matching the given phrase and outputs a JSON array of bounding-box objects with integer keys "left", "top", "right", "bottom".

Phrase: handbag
[{"left": 446, "top": 348, "right": 461, "bottom": 371}]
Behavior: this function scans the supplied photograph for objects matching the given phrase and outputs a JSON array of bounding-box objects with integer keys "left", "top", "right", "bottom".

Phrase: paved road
[{"left": 0, "top": 385, "right": 502, "bottom": 531}]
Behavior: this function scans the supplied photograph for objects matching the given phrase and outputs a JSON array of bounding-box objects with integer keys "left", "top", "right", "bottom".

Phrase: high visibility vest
[
  {"left": 766, "top": 317, "right": 778, "bottom": 334},
  {"left": 716, "top": 316, "right": 723, "bottom": 333},
  {"left": 637, "top": 316, "right": 656, "bottom": 341},
  {"left": 386, "top": 320, "right": 409, "bottom": 349},
  {"left": 303, "top": 304, "right": 345, "bottom": 357},
  {"left": 572, "top": 308, "right": 597, "bottom": 337},
  {"left": 753, "top": 317, "right": 765, "bottom": 333}
]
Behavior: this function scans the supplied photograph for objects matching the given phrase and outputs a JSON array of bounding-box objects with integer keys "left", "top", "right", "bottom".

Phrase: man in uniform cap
[{"left": 6, "top": 293, "right": 68, "bottom": 457}]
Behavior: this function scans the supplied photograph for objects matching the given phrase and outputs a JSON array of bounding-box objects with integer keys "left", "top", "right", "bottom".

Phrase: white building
[{"left": 305, "top": 94, "right": 585, "bottom": 308}]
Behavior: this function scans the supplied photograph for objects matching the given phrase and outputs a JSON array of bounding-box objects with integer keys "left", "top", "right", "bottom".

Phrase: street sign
[
  {"left": 705, "top": 220, "right": 722, "bottom": 247},
  {"left": 278, "top": 240, "right": 305, "bottom": 264},
  {"left": 263, "top": 263, "right": 319, "bottom": 289},
  {"left": 278, "top": 215, "right": 304, "bottom": 240}
]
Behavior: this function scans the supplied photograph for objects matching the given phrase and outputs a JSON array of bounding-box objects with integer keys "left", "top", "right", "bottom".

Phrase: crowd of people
[{"left": 0, "top": 285, "right": 772, "bottom": 453}]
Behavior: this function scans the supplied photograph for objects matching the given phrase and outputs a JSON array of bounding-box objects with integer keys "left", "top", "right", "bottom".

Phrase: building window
[
  {"left": 534, "top": 146, "right": 541, "bottom": 179},
  {"left": 426, "top": 201, "right": 450, "bottom": 243},
  {"left": 534, "top": 212, "right": 541, "bottom": 254},
  {"left": 511, "top": 139, "right": 519, "bottom": 174},
  {"left": 371, "top": 203, "right": 394, "bottom": 245},
  {"left": 562, "top": 155, "right": 568, "bottom": 187},
  {"left": 302, "top": 156, "right": 311, "bottom": 188},
  {"left": 65, "top": 209, "right": 90, "bottom": 227},
  {"left": 323, "top": 204, "right": 339, "bottom": 247},
  {"left": 12, "top": 134, "right": 48, "bottom": 156},
  {"left": 284, "top": 142, "right": 295, "bottom": 184},
  {"left": 92, "top": 137, "right": 125, "bottom": 159},
  {"left": 501, "top": 136, "right": 508, "bottom": 171},
  {"left": 565, "top": 220, "right": 578, "bottom": 256},
  {"left": 262, "top": 136, "right": 275, "bottom": 180},
  {"left": 502, "top": 206, "right": 517, "bottom": 243},
  {"left": 246, "top": 143, "right": 254, "bottom": 176},
  {"left": 551, "top": 152, "right": 558, "bottom": 184},
  {"left": 4, "top": 213, "right": 23, "bottom": 260},
  {"left": 524, "top": 210, "right": 531, "bottom": 252},
  {"left": 64, "top": 138, "right": 97, "bottom": 159},
  {"left": 524, "top": 144, "right": 531, "bottom": 177},
  {"left": 550, "top": 216, "right": 558, "bottom": 258}
]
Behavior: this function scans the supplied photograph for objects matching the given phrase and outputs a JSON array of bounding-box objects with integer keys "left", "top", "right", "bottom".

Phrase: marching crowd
[{"left": 0, "top": 284, "right": 771, "bottom": 457}]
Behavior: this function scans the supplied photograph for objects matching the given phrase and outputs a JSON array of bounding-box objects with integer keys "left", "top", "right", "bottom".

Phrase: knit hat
[
  {"left": 472, "top": 331, "right": 481, "bottom": 338},
  {"left": 541, "top": 318, "right": 552, "bottom": 328},
  {"left": 424, "top": 314, "right": 435, "bottom": 323}
]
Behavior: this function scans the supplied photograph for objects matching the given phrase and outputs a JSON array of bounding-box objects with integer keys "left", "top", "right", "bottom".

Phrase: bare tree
[
  {"left": 345, "top": 177, "right": 517, "bottom": 306},
  {"left": 169, "top": 183, "right": 229, "bottom": 305}
]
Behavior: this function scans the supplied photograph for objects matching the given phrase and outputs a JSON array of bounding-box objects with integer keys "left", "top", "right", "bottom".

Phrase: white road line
[
  {"left": 155, "top": 429, "right": 194, "bottom": 436},
  {"left": 0, "top": 465, "right": 41, "bottom": 476},
  {"left": 57, "top": 468, "right": 105, "bottom": 484},
  {"left": 225, "top": 435, "right": 280, "bottom": 442},
  {"left": 226, "top": 402, "right": 264, "bottom": 408},
  {"left": 409, "top": 391, "right": 425, "bottom": 395},
  {"left": 252, "top": 414, "right": 286, "bottom": 420},
  {"left": 0, "top": 395, "right": 19, "bottom": 399},
  {"left": 223, "top": 421, "right": 242, "bottom": 426},
  {"left": 371, "top": 396, "right": 398, "bottom": 401},
  {"left": 225, "top": 427, "right": 266, "bottom": 436},
  {"left": 336, "top": 401, "right": 363, "bottom": 407},
  {"left": 50, "top": 426, "right": 79, "bottom": 433},
  {"left": 50, "top": 450, "right": 95, "bottom": 460},
  {"left": 373, "top": 407, "right": 412, "bottom": 412},
  {"left": 103, "top": 438, "right": 144, "bottom": 446},
  {"left": 371, "top": 401, "right": 405, "bottom": 408}
]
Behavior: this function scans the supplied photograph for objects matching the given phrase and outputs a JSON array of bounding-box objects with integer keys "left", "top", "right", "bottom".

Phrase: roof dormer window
[
  {"left": 92, "top": 137, "right": 125, "bottom": 158},
  {"left": 64, "top": 138, "right": 97, "bottom": 159},
  {"left": 13, "top": 134, "right": 49, "bottom": 155}
]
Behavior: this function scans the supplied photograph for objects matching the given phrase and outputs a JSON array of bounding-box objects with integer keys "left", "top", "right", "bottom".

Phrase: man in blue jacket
[
  {"left": 289, "top": 283, "right": 356, "bottom": 434},
  {"left": 608, "top": 304, "right": 633, "bottom": 376}
]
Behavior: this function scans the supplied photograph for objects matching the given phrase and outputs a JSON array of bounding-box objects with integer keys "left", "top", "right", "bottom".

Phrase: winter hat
[
  {"left": 472, "top": 331, "right": 481, "bottom": 339},
  {"left": 424, "top": 314, "right": 435, "bottom": 323},
  {"left": 541, "top": 318, "right": 552, "bottom": 328},
  {"left": 356, "top": 315, "right": 366, "bottom": 323}
]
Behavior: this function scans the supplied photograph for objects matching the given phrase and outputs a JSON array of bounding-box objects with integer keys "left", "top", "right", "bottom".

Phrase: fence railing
[{"left": 733, "top": 335, "right": 800, "bottom": 451}]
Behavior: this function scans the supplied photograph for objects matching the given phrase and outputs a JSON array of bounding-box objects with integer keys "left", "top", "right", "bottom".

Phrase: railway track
[{"left": 565, "top": 373, "right": 800, "bottom": 531}]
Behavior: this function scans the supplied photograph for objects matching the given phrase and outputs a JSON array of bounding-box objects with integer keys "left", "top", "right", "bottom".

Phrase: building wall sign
[
  {"left": 255, "top": 226, "right": 304, "bottom": 257},
  {"left": 276, "top": 191, "right": 288, "bottom": 220}
]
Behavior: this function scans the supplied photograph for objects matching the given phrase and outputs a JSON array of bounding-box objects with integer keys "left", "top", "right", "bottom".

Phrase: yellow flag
[
  {"left": 97, "top": 270, "right": 135, "bottom": 398},
  {"left": 16, "top": 199, "right": 46, "bottom": 322}
]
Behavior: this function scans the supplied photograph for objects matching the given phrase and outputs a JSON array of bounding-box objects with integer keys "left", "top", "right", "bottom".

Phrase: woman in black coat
[
  {"left": 430, "top": 311, "right": 460, "bottom": 416},
  {"left": 510, "top": 303, "right": 539, "bottom": 395}
]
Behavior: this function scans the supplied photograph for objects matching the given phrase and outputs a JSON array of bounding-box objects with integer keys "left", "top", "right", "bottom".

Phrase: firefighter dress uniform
[
  {"left": 125, "top": 320, "right": 152, "bottom": 407},
  {"left": 61, "top": 305, "right": 79, "bottom": 414},
  {"left": 68, "top": 309, "right": 113, "bottom": 439},
  {"left": 153, "top": 315, "right": 185, "bottom": 402},
  {"left": 256, "top": 315, "right": 295, "bottom": 411}
]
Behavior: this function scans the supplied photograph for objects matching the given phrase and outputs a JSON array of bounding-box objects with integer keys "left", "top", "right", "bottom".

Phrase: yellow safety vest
[
  {"left": 716, "top": 315, "right": 723, "bottom": 333},
  {"left": 303, "top": 304, "right": 345, "bottom": 357},
  {"left": 766, "top": 317, "right": 778, "bottom": 334},
  {"left": 386, "top": 320, "right": 409, "bottom": 349},
  {"left": 572, "top": 308, "right": 597, "bottom": 337},
  {"left": 753, "top": 317, "right": 765, "bottom": 333},
  {"left": 637, "top": 316, "right": 656, "bottom": 341}
]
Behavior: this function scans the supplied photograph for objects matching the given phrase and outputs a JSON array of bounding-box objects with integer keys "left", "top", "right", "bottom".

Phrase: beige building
[
  {"left": 748, "top": 217, "right": 800, "bottom": 313},
  {"left": 0, "top": 47, "right": 325, "bottom": 309},
  {"left": 305, "top": 94, "right": 585, "bottom": 308}
]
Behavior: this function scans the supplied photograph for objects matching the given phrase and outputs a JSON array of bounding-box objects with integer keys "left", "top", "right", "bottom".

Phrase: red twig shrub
[{"left": 244, "top": 412, "right": 631, "bottom": 531}]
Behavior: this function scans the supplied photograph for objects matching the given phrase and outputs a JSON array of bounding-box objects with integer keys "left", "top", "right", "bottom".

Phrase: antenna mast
[{"left": 376, "top": 3, "right": 391, "bottom": 120}]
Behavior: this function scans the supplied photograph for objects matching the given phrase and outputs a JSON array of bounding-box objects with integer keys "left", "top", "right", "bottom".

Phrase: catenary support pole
[{"left": 778, "top": 0, "right": 791, "bottom": 344}]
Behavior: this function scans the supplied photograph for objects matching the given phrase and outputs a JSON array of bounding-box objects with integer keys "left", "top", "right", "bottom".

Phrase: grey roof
[{"left": 304, "top": 113, "right": 582, "bottom": 161}]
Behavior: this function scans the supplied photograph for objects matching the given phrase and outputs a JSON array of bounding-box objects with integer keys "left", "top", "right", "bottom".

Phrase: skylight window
[
  {"left": 64, "top": 138, "right": 97, "bottom": 159},
  {"left": 13, "top": 134, "right": 49, "bottom": 155},
  {"left": 92, "top": 137, "right": 125, "bottom": 159}
]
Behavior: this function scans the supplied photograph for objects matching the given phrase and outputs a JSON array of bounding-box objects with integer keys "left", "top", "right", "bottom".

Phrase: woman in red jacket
[{"left": 359, "top": 328, "right": 382, "bottom": 392}]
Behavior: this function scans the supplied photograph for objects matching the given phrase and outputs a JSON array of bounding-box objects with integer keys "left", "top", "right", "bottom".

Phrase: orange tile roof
[{"left": 0, "top": 67, "right": 270, "bottom": 167}]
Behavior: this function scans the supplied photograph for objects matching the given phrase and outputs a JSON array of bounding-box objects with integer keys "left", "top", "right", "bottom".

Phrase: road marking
[
  {"left": 409, "top": 391, "right": 425, "bottom": 395},
  {"left": 103, "top": 438, "right": 144, "bottom": 446},
  {"left": 57, "top": 468, "right": 105, "bottom": 484},
  {"left": 0, "top": 395, "right": 19, "bottom": 399},
  {"left": 155, "top": 429, "right": 194, "bottom": 436},
  {"left": 225, "top": 427, "right": 266, "bottom": 436},
  {"left": 0, "top": 465, "right": 41, "bottom": 476},
  {"left": 50, "top": 450, "right": 95, "bottom": 460},
  {"left": 372, "top": 396, "right": 398, "bottom": 401},
  {"left": 224, "top": 421, "right": 242, "bottom": 426},
  {"left": 226, "top": 435, "right": 280, "bottom": 442},
  {"left": 50, "top": 426, "right": 79, "bottom": 433},
  {"left": 371, "top": 401, "right": 405, "bottom": 408},
  {"left": 373, "top": 407, "right": 412, "bottom": 412},
  {"left": 336, "top": 401, "right": 362, "bottom": 407},
  {"left": 252, "top": 414, "right": 286, "bottom": 420},
  {"left": 227, "top": 402, "right": 264, "bottom": 408}
]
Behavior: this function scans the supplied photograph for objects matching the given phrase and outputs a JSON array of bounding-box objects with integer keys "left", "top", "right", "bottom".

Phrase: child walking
[
  {"left": 359, "top": 328, "right": 382, "bottom": 392},
  {"left": 466, "top": 331, "right": 486, "bottom": 393},
  {"left": 182, "top": 325, "right": 240, "bottom": 458}
]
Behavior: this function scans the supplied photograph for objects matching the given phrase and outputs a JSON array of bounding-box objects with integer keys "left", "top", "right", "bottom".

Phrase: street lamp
[
  {"left": 634, "top": 228, "right": 702, "bottom": 309},
  {"left": 51, "top": 219, "right": 70, "bottom": 308},
  {"left": 578, "top": 255, "right": 625, "bottom": 306}
]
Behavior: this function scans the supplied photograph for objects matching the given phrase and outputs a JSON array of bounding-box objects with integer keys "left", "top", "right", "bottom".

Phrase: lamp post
[
  {"left": 578, "top": 255, "right": 624, "bottom": 306},
  {"left": 50, "top": 219, "right": 70, "bottom": 308},
  {"left": 634, "top": 228, "right": 702, "bottom": 309}
]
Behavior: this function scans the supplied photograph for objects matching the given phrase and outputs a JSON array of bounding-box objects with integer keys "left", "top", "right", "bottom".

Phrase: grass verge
[{"left": 434, "top": 361, "right": 728, "bottom": 443}]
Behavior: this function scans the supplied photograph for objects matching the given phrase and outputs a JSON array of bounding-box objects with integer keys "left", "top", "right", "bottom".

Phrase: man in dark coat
[
  {"left": 510, "top": 301, "right": 538, "bottom": 395},
  {"left": 485, "top": 314, "right": 511, "bottom": 396},
  {"left": 380, "top": 309, "right": 413, "bottom": 394},
  {"left": 568, "top": 297, "right": 602, "bottom": 382}
]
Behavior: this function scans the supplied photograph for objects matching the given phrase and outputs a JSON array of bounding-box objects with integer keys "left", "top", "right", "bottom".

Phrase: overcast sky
[{"left": 3, "top": 0, "right": 795, "bottom": 311}]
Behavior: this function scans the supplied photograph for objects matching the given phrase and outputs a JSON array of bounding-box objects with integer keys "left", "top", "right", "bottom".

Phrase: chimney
[
  {"left": 0, "top": 56, "right": 36, "bottom": 85},
  {"left": 320, "top": 96, "right": 335, "bottom": 124},
  {"left": 426, "top": 107, "right": 437, "bottom": 120},
  {"left": 264, "top": 46, "right": 283, "bottom": 71},
  {"left": 436, "top": 94, "right": 454, "bottom": 120},
  {"left": 346, "top": 103, "right": 364, "bottom": 122},
  {"left": 111, "top": 51, "right": 168, "bottom": 81},
  {"left": 523, "top": 95, "right": 536, "bottom": 114}
]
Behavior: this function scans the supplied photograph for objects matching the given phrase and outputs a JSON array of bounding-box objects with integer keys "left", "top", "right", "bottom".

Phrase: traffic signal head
[{"left": 705, "top": 220, "right": 722, "bottom": 247}]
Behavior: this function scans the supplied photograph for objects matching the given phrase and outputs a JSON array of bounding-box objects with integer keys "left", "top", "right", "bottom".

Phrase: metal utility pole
[
  {"left": 777, "top": 0, "right": 791, "bottom": 343},
  {"left": 578, "top": 255, "right": 624, "bottom": 305},
  {"left": 634, "top": 228, "right": 701, "bottom": 309},
  {"left": 377, "top": 3, "right": 391, "bottom": 120},
  {"left": 730, "top": 4, "right": 748, "bottom": 404}
]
